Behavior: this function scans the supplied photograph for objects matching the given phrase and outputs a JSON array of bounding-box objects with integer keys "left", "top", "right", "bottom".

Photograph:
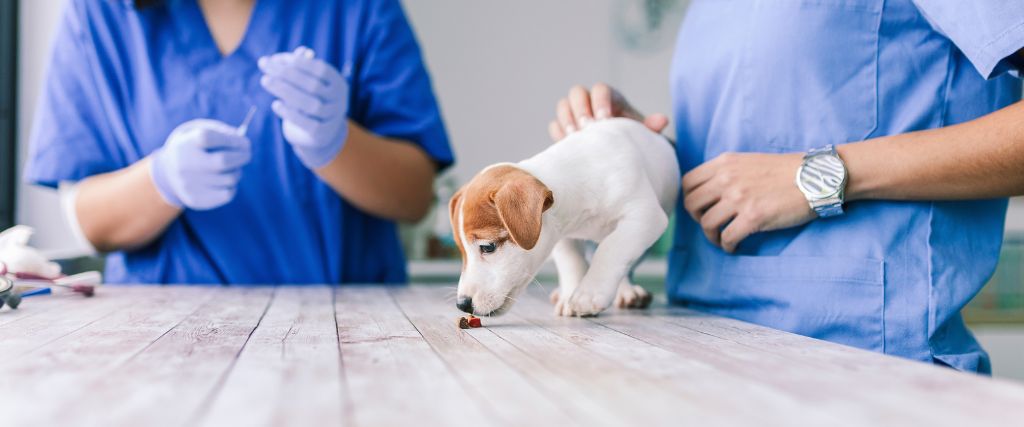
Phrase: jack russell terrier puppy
[{"left": 449, "top": 118, "right": 680, "bottom": 317}]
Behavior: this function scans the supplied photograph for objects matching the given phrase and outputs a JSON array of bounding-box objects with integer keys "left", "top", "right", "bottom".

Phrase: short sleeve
[
  {"left": 23, "top": 1, "right": 124, "bottom": 188},
  {"left": 349, "top": 0, "right": 454, "bottom": 171},
  {"left": 911, "top": 0, "right": 1024, "bottom": 79}
]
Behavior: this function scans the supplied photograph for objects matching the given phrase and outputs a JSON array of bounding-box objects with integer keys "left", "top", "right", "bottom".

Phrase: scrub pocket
[
  {"left": 712, "top": 254, "right": 885, "bottom": 352},
  {"left": 740, "top": 0, "right": 883, "bottom": 151}
]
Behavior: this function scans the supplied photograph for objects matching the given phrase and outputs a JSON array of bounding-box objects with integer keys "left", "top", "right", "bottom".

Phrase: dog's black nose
[{"left": 456, "top": 296, "right": 474, "bottom": 314}]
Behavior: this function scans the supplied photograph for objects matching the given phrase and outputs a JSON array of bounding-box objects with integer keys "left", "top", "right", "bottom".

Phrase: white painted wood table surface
[{"left": 1, "top": 285, "right": 1023, "bottom": 427}]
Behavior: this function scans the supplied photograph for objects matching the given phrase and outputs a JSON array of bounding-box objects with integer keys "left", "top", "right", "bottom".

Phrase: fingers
[
  {"left": 258, "top": 45, "right": 346, "bottom": 103},
  {"left": 590, "top": 83, "right": 613, "bottom": 119},
  {"left": 720, "top": 216, "right": 757, "bottom": 253},
  {"left": 644, "top": 113, "right": 670, "bottom": 133},
  {"left": 258, "top": 56, "right": 335, "bottom": 99},
  {"left": 191, "top": 127, "right": 249, "bottom": 151},
  {"left": 699, "top": 202, "right": 736, "bottom": 248},
  {"left": 556, "top": 98, "right": 578, "bottom": 134},
  {"left": 209, "top": 149, "right": 251, "bottom": 172},
  {"left": 260, "top": 74, "right": 339, "bottom": 120},
  {"left": 548, "top": 120, "right": 566, "bottom": 142},
  {"left": 568, "top": 85, "right": 594, "bottom": 126},
  {"left": 682, "top": 182, "right": 720, "bottom": 222},
  {"left": 681, "top": 155, "right": 724, "bottom": 195},
  {"left": 289, "top": 52, "right": 341, "bottom": 85},
  {"left": 271, "top": 100, "right": 319, "bottom": 134}
]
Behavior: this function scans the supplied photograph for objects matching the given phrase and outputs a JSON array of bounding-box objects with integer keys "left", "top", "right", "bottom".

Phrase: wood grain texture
[
  {"left": 1, "top": 286, "right": 213, "bottom": 426},
  {"left": 0, "top": 287, "right": 139, "bottom": 360},
  {"left": 335, "top": 286, "right": 495, "bottom": 427},
  {"left": 38, "top": 286, "right": 274, "bottom": 427},
  {"left": 200, "top": 286, "right": 346, "bottom": 427},
  {"left": 0, "top": 284, "right": 1022, "bottom": 427},
  {"left": 391, "top": 286, "right": 578, "bottom": 427}
]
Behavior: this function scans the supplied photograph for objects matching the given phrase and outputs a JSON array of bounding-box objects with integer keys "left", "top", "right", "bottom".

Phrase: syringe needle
[{"left": 237, "top": 106, "right": 257, "bottom": 136}]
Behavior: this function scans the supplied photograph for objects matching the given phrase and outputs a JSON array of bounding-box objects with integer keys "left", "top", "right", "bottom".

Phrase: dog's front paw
[
  {"left": 563, "top": 289, "right": 614, "bottom": 317},
  {"left": 615, "top": 284, "right": 653, "bottom": 309}
]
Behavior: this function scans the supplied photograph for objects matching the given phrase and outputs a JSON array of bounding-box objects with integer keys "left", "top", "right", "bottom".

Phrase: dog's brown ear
[
  {"left": 448, "top": 186, "right": 466, "bottom": 242},
  {"left": 492, "top": 173, "right": 553, "bottom": 250},
  {"left": 448, "top": 187, "right": 464, "bottom": 230},
  {"left": 448, "top": 186, "right": 468, "bottom": 270}
]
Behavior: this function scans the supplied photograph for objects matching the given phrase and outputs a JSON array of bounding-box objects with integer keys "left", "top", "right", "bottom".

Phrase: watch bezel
[{"left": 795, "top": 151, "right": 848, "bottom": 200}]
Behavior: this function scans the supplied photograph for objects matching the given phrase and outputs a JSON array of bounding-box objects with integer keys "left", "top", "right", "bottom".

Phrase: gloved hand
[
  {"left": 258, "top": 46, "right": 349, "bottom": 170},
  {"left": 150, "top": 119, "right": 252, "bottom": 210}
]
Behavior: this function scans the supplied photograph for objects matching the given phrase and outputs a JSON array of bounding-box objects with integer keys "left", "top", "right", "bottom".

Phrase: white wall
[
  {"left": 402, "top": 0, "right": 686, "bottom": 188},
  {"left": 15, "top": 0, "right": 689, "bottom": 253},
  {"left": 16, "top": 0, "right": 77, "bottom": 256}
]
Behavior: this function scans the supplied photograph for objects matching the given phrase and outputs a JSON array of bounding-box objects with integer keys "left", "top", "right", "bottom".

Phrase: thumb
[{"left": 644, "top": 114, "right": 669, "bottom": 134}]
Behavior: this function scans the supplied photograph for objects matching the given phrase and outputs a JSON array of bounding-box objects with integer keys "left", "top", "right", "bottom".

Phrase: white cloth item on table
[{"left": 0, "top": 225, "right": 62, "bottom": 278}]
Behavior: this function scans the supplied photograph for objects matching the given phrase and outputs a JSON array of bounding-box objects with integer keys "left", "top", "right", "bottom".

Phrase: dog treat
[{"left": 457, "top": 315, "right": 482, "bottom": 329}]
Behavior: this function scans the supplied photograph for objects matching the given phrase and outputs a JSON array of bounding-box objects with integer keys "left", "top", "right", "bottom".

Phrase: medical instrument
[
  {"left": 21, "top": 287, "right": 52, "bottom": 298},
  {"left": 237, "top": 106, "right": 257, "bottom": 136}
]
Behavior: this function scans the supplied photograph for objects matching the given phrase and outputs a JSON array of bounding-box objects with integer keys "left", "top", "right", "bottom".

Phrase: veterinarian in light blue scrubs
[
  {"left": 25, "top": 0, "right": 451, "bottom": 284},
  {"left": 667, "top": 0, "right": 1024, "bottom": 373}
]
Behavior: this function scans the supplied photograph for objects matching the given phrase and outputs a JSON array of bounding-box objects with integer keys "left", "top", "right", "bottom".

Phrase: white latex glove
[
  {"left": 150, "top": 119, "right": 252, "bottom": 210},
  {"left": 258, "top": 46, "right": 350, "bottom": 169}
]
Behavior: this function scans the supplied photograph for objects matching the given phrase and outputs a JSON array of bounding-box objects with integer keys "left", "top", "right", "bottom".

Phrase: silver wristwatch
[{"left": 795, "top": 145, "right": 847, "bottom": 218}]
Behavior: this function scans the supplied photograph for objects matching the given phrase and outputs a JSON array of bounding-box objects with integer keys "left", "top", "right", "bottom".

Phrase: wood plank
[
  {"left": 36, "top": 286, "right": 274, "bottom": 427},
  {"left": 0, "top": 287, "right": 141, "bottom": 359},
  {"left": 335, "top": 286, "right": 496, "bottom": 427},
  {"left": 1, "top": 286, "right": 214, "bottom": 425},
  {"left": 198, "top": 286, "right": 347, "bottom": 427},
  {"left": 0, "top": 290, "right": 80, "bottom": 327},
  {"left": 582, "top": 298, "right": 981, "bottom": 426},
  {"left": 510, "top": 289, "right": 852, "bottom": 426},
  {"left": 467, "top": 287, "right": 732, "bottom": 427},
  {"left": 657, "top": 306, "right": 1024, "bottom": 426},
  {"left": 390, "top": 286, "right": 579, "bottom": 426}
]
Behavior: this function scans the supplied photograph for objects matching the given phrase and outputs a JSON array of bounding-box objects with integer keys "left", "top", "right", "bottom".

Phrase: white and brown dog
[{"left": 449, "top": 118, "right": 680, "bottom": 317}]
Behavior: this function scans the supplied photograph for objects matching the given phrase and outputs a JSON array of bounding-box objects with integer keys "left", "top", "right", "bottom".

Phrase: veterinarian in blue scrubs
[
  {"left": 24, "top": 0, "right": 451, "bottom": 284},
  {"left": 669, "top": 0, "right": 1024, "bottom": 373},
  {"left": 552, "top": 1, "right": 1024, "bottom": 373}
]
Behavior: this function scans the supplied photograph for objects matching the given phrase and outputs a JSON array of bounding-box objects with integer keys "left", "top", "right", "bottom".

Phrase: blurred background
[{"left": 1, "top": 0, "right": 1022, "bottom": 380}]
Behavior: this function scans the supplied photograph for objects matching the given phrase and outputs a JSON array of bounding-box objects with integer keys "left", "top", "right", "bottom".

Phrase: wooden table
[{"left": 1, "top": 285, "right": 1022, "bottom": 427}]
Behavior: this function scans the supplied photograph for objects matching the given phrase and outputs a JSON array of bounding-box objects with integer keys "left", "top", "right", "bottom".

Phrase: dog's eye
[{"left": 479, "top": 243, "right": 497, "bottom": 254}]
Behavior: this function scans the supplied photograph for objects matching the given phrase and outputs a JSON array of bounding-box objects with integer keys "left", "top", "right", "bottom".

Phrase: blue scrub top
[
  {"left": 668, "top": 0, "right": 1024, "bottom": 373},
  {"left": 25, "top": 0, "right": 453, "bottom": 284}
]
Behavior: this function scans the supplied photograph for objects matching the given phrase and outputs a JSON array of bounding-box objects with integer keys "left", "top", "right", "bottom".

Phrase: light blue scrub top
[
  {"left": 25, "top": 0, "right": 453, "bottom": 284},
  {"left": 668, "top": 0, "right": 1024, "bottom": 373}
]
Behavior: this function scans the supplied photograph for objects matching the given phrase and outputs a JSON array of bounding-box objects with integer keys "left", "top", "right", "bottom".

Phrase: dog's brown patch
[{"left": 448, "top": 165, "right": 554, "bottom": 271}]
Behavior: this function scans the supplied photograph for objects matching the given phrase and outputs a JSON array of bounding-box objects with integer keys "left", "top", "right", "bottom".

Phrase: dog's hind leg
[
  {"left": 551, "top": 238, "right": 589, "bottom": 316},
  {"left": 614, "top": 249, "right": 654, "bottom": 309},
  {"left": 615, "top": 279, "right": 653, "bottom": 309}
]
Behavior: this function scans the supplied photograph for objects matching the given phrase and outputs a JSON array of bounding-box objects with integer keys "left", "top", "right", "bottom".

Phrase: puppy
[{"left": 450, "top": 118, "right": 680, "bottom": 316}]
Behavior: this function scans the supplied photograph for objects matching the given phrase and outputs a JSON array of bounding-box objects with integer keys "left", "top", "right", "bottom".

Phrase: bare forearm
[
  {"left": 314, "top": 122, "right": 437, "bottom": 222},
  {"left": 76, "top": 158, "right": 181, "bottom": 252},
  {"left": 841, "top": 101, "right": 1024, "bottom": 201}
]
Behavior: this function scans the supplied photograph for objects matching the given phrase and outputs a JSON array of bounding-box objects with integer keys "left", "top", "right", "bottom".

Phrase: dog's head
[{"left": 449, "top": 165, "right": 554, "bottom": 316}]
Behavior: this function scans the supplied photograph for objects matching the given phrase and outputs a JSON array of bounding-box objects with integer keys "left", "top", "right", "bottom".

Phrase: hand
[
  {"left": 681, "top": 152, "right": 815, "bottom": 252},
  {"left": 259, "top": 46, "right": 350, "bottom": 170},
  {"left": 150, "top": 119, "right": 252, "bottom": 210},
  {"left": 548, "top": 83, "right": 669, "bottom": 142}
]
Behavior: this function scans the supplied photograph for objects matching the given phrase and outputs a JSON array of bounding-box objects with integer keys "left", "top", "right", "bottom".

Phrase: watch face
[{"left": 798, "top": 154, "right": 846, "bottom": 198}]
